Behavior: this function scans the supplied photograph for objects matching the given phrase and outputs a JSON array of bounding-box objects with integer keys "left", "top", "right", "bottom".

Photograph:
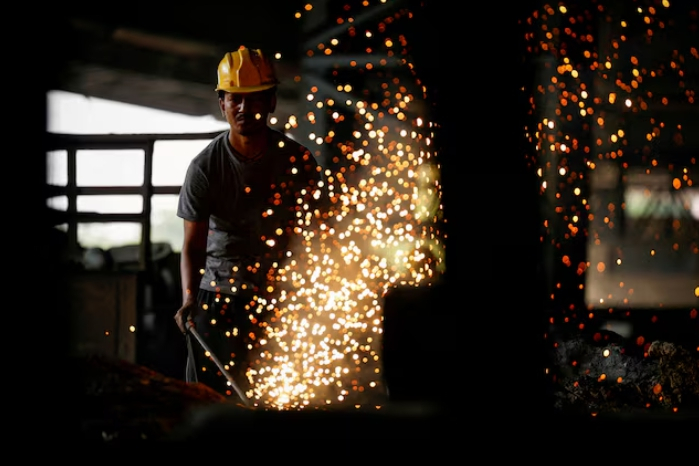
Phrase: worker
[{"left": 174, "top": 46, "right": 323, "bottom": 400}]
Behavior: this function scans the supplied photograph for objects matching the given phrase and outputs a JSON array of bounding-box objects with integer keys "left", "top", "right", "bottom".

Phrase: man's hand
[{"left": 175, "top": 301, "right": 198, "bottom": 334}]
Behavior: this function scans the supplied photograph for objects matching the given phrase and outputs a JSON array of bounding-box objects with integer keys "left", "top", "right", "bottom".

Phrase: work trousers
[{"left": 185, "top": 289, "right": 257, "bottom": 400}]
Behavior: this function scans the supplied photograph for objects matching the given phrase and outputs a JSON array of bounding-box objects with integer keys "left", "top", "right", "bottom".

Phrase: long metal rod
[{"left": 185, "top": 321, "right": 250, "bottom": 407}]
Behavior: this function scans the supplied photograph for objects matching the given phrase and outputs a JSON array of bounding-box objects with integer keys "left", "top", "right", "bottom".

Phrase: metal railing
[{"left": 45, "top": 130, "right": 223, "bottom": 274}]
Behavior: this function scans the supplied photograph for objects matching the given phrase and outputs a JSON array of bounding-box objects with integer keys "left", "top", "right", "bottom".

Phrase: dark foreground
[{"left": 61, "top": 353, "right": 699, "bottom": 448}]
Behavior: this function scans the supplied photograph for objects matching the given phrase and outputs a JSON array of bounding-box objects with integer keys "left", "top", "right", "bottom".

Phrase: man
[{"left": 174, "top": 46, "right": 323, "bottom": 400}]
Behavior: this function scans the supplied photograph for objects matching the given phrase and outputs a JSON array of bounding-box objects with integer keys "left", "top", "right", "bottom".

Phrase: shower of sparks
[
  {"left": 524, "top": 0, "right": 698, "bottom": 315},
  {"left": 238, "top": 0, "right": 446, "bottom": 410},
  {"left": 525, "top": 0, "right": 698, "bottom": 411}
]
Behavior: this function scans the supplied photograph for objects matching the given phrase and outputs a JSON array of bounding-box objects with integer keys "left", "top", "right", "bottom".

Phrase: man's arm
[
  {"left": 181, "top": 219, "right": 208, "bottom": 304},
  {"left": 174, "top": 219, "right": 208, "bottom": 332}
]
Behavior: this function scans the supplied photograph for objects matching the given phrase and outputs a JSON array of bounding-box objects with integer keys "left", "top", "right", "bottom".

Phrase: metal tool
[{"left": 186, "top": 319, "right": 250, "bottom": 407}]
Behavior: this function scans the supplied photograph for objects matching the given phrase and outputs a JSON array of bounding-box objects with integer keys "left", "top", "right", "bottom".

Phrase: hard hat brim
[{"left": 215, "top": 83, "right": 277, "bottom": 94}]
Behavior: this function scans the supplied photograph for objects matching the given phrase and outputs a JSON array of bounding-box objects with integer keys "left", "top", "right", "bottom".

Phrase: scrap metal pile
[
  {"left": 550, "top": 331, "right": 699, "bottom": 416},
  {"left": 76, "top": 354, "right": 233, "bottom": 442}
]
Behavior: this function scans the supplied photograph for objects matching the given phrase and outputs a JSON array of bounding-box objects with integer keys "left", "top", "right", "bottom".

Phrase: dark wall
[{"left": 381, "top": 1, "right": 546, "bottom": 409}]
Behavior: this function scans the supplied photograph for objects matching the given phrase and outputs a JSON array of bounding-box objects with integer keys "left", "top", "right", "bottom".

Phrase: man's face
[{"left": 220, "top": 90, "right": 276, "bottom": 136}]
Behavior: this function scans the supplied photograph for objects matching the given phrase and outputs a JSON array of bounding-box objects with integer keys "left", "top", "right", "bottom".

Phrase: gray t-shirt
[{"left": 177, "top": 128, "right": 321, "bottom": 295}]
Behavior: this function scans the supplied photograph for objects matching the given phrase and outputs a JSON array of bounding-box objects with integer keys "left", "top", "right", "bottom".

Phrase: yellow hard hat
[{"left": 215, "top": 46, "right": 279, "bottom": 93}]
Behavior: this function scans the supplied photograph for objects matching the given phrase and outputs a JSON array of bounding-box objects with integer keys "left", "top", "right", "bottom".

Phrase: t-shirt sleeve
[{"left": 177, "top": 162, "right": 210, "bottom": 222}]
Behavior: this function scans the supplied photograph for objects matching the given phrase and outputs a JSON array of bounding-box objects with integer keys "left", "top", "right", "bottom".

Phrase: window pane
[
  {"left": 689, "top": 188, "right": 699, "bottom": 220},
  {"left": 151, "top": 195, "right": 182, "bottom": 253},
  {"left": 76, "top": 149, "right": 144, "bottom": 187},
  {"left": 48, "top": 196, "right": 68, "bottom": 211},
  {"left": 77, "top": 195, "right": 142, "bottom": 214},
  {"left": 77, "top": 222, "right": 141, "bottom": 250},
  {"left": 153, "top": 140, "right": 215, "bottom": 186},
  {"left": 625, "top": 186, "right": 698, "bottom": 220},
  {"left": 585, "top": 167, "right": 698, "bottom": 309},
  {"left": 47, "top": 150, "right": 67, "bottom": 186}
]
